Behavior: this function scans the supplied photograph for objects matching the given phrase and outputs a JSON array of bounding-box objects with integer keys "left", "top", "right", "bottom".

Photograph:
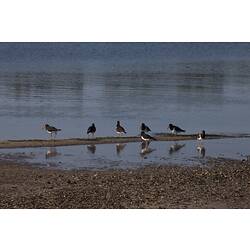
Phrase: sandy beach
[{"left": 0, "top": 157, "right": 249, "bottom": 208}]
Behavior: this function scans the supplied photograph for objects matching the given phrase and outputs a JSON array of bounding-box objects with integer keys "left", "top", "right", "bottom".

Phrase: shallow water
[
  {"left": 1, "top": 43, "right": 250, "bottom": 140},
  {"left": 0, "top": 138, "right": 249, "bottom": 169}
]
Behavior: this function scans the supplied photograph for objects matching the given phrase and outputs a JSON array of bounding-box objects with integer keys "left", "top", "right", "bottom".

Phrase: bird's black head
[
  {"left": 92, "top": 123, "right": 95, "bottom": 127},
  {"left": 117, "top": 121, "right": 120, "bottom": 125},
  {"left": 169, "top": 124, "right": 173, "bottom": 129}
]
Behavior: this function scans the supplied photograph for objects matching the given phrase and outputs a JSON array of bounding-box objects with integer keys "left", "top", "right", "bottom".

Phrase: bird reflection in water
[
  {"left": 197, "top": 130, "right": 206, "bottom": 158},
  {"left": 197, "top": 145, "right": 206, "bottom": 158},
  {"left": 116, "top": 143, "right": 127, "bottom": 156},
  {"left": 45, "top": 147, "right": 61, "bottom": 159},
  {"left": 169, "top": 143, "right": 185, "bottom": 155},
  {"left": 87, "top": 144, "right": 96, "bottom": 154},
  {"left": 140, "top": 141, "right": 156, "bottom": 157}
]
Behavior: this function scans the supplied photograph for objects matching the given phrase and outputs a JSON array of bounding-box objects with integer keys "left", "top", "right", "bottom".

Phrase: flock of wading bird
[
  {"left": 43, "top": 121, "right": 206, "bottom": 145},
  {"left": 43, "top": 121, "right": 207, "bottom": 158}
]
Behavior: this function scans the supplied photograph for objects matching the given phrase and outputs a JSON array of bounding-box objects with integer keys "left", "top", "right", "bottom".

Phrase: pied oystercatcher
[
  {"left": 116, "top": 121, "right": 126, "bottom": 135},
  {"left": 87, "top": 123, "right": 96, "bottom": 137},
  {"left": 168, "top": 123, "right": 185, "bottom": 134},
  {"left": 44, "top": 124, "right": 61, "bottom": 139},
  {"left": 141, "top": 123, "right": 151, "bottom": 132}
]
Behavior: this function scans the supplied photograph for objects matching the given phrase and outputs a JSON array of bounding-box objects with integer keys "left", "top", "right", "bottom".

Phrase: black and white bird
[
  {"left": 116, "top": 121, "right": 126, "bottom": 135},
  {"left": 44, "top": 124, "right": 61, "bottom": 139},
  {"left": 141, "top": 123, "right": 151, "bottom": 132},
  {"left": 168, "top": 123, "right": 185, "bottom": 134},
  {"left": 197, "top": 130, "right": 206, "bottom": 141},
  {"left": 87, "top": 123, "right": 96, "bottom": 137},
  {"left": 140, "top": 131, "right": 156, "bottom": 143}
]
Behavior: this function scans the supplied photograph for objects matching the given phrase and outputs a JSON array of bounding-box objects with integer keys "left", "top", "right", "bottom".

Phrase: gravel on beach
[{"left": 0, "top": 158, "right": 249, "bottom": 209}]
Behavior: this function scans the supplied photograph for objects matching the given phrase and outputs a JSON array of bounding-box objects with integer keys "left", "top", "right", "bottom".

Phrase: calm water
[
  {"left": 1, "top": 43, "right": 250, "bottom": 140},
  {"left": 0, "top": 138, "right": 249, "bottom": 169},
  {"left": 0, "top": 43, "right": 250, "bottom": 168}
]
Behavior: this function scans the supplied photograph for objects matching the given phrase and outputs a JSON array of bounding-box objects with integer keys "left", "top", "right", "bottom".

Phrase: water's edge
[{"left": 1, "top": 133, "right": 250, "bottom": 149}]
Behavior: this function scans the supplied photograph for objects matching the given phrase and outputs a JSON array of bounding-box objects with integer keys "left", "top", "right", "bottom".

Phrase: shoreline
[
  {"left": 0, "top": 158, "right": 249, "bottom": 208},
  {"left": 0, "top": 133, "right": 249, "bottom": 149}
]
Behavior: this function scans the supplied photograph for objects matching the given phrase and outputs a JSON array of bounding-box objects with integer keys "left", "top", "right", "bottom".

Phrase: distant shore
[
  {"left": 0, "top": 157, "right": 249, "bottom": 208},
  {"left": 0, "top": 133, "right": 249, "bottom": 149}
]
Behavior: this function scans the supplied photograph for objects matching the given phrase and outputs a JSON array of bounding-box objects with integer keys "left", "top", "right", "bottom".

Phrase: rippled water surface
[{"left": 1, "top": 43, "right": 250, "bottom": 140}]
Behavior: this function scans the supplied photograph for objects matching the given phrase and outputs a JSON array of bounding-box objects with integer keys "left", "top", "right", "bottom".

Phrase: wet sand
[
  {"left": 0, "top": 133, "right": 248, "bottom": 149},
  {"left": 0, "top": 158, "right": 249, "bottom": 208}
]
